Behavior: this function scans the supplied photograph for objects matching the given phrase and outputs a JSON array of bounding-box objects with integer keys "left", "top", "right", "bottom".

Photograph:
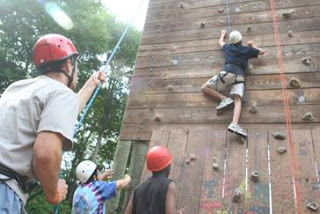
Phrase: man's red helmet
[
  {"left": 33, "top": 34, "right": 78, "bottom": 69},
  {"left": 146, "top": 146, "right": 172, "bottom": 172}
]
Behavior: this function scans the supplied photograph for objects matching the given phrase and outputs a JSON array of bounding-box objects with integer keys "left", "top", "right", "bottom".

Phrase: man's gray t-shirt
[{"left": 0, "top": 75, "right": 79, "bottom": 204}]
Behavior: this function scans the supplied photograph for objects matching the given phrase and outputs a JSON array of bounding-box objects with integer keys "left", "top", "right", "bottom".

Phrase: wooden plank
[
  {"left": 140, "top": 129, "right": 170, "bottom": 181},
  {"left": 141, "top": 17, "right": 320, "bottom": 44},
  {"left": 199, "top": 130, "right": 227, "bottom": 213},
  {"left": 147, "top": 0, "right": 320, "bottom": 23},
  {"left": 138, "top": 30, "right": 320, "bottom": 57},
  {"left": 177, "top": 129, "right": 207, "bottom": 213},
  {"left": 292, "top": 129, "right": 318, "bottom": 213},
  {"left": 220, "top": 131, "right": 247, "bottom": 213},
  {"left": 133, "top": 56, "right": 319, "bottom": 77},
  {"left": 145, "top": 5, "right": 320, "bottom": 33},
  {"left": 166, "top": 129, "right": 188, "bottom": 202},
  {"left": 129, "top": 72, "right": 320, "bottom": 93},
  {"left": 119, "top": 123, "right": 320, "bottom": 141},
  {"left": 148, "top": 0, "right": 319, "bottom": 14},
  {"left": 122, "top": 105, "right": 320, "bottom": 124},
  {"left": 122, "top": 141, "right": 149, "bottom": 212},
  {"left": 136, "top": 43, "right": 320, "bottom": 68},
  {"left": 106, "top": 141, "right": 132, "bottom": 213},
  {"left": 269, "top": 129, "right": 296, "bottom": 213},
  {"left": 246, "top": 130, "right": 270, "bottom": 213},
  {"left": 127, "top": 88, "right": 320, "bottom": 109}
]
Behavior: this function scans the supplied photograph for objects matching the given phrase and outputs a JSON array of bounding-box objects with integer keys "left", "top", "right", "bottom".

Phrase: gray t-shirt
[{"left": 0, "top": 75, "right": 79, "bottom": 204}]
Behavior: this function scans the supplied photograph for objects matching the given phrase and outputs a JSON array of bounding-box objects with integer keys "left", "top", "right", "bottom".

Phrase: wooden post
[
  {"left": 106, "top": 141, "right": 132, "bottom": 213},
  {"left": 120, "top": 140, "right": 149, "bottom": 212}
]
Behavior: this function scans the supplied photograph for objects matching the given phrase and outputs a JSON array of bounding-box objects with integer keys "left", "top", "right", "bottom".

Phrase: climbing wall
[
  {"left": 140, "top": 128, "right": 320, "bottom": 213},
  {"left": 119, "top": 0, "right": 320, "bottom": 213},
  {"left": 120, "top": 0, "right": 320, "bottom": 140}
]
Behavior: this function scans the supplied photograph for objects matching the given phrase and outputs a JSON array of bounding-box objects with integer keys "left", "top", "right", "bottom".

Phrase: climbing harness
[{"left": 269, "top": 0, "right": 303, "bottom": 213}]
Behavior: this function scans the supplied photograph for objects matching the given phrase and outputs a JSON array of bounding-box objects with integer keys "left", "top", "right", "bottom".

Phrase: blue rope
[
  {"left": 53, "top": 0, "right": 146, "bottom": 213},
  {"left": 225, "top": 0, "right": 232, "bottom": 32}
]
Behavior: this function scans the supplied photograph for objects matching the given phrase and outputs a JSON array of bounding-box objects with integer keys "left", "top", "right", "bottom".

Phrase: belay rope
[{"left": 53, "top": 0, "right": 147, "bottom": 213}]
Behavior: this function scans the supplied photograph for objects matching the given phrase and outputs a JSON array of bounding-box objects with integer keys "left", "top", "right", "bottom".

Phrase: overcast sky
[{"left": 102, "top": 0, "right": 149, "bottom": 31}]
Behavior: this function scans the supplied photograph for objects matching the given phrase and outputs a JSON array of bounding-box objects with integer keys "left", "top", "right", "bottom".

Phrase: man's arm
[
  {"left": 33, "top": 132, "right": 68, "bottom": 204},
  {"left": 166, "top": 182, "right": 183, "bottom": 214},
  {"left": 247, "top": 41, "right": 266, "bottom": 55},
  {"left": 77, "top": 71, "right": 106, "bottom": 112},
  {"left": 124, "top": 194, "right": 133, "bottom": 214},
  {"left": 219, "top": 29, "right": 227, "bottom": 47}
]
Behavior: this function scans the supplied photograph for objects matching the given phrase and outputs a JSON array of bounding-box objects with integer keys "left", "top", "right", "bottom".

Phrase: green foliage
[{"left": 0, "top": 0, "right": 141, "bottom": 212}]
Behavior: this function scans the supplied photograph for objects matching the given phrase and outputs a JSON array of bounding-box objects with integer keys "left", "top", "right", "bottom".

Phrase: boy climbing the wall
[
  {"left": 201, "top": 29, "right": 265, "bottom": 137},
  {"left": 72, "top": 160, "right": 131, "bottom": 214}
]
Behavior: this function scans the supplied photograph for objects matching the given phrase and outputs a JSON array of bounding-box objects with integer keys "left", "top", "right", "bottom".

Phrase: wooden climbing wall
[
  {"left": 140, "top": 128, "right": 320, "bottom": 214},
  {"left": 119, "top": 0, "right": 320, "bottom": 141},
  {"left": 118, "top": 0, "right": 320, "bottom": 213}
]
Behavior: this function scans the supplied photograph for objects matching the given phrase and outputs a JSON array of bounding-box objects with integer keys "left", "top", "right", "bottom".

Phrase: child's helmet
[
  {"left": 229, "top": 30, "right": 242, "bottom": 44},
  {"left": 76, "top": 160, "right": 97, "bottom": 183},
  {"left": 146, "top": 146, "right": 172, "bottom": 172}
]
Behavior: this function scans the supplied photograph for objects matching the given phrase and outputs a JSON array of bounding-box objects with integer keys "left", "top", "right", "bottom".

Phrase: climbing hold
[
  {"left": 200, "top": 22, "right": 205, "bottom": 28},
  {"left": 185, "top": 159, "right": 190, "bottom": 164},
  {"left": 232, "top": 188, "right": 243, "bottom": 202},
  {"left": 249, "top": 102, "right": 258, "bottom": 114},
  {"left": 302, "top": 112, "right": 314, "bottom": 121},
  {"left": 307, "top": 202, "right": 319, "bottom": 211},
  {"left": 154, "top": 116, "right": 161, "bottom": 122},
  {"left": 302, "top": 57, "right": 311, "bottom": 65},
  {"left": 251, "top": 171, "right": 259, "bottom": 182},
  {"left": 277, "top": 147, "right": 287, "bottom": 155},
  {"left": 167, "top": 85, "right": 174, "bottom": 92},
  {"left": 238, "top": 137, "right": 246, "bottom": 144},
  {"left": 289, "top": 77, "right": 301, "bottom": 88},
  {"left": 157, "top": 22, "right": 161, "bottom": 27},
  {"left": 189, "top": 154, "right": 197, "bottom": 161},
  {"left": 282, "top": 10, "right": 294, "bottom": 18},
  {"left": 272, "top": 132, "right": 286, "bottom": 140},
  {"left": 246, "top": 27, "right": 252, "bottom": 33},
  {"left": 213, "top": 162, "right": 219, "bottom": 171},
  {"left": 218, "top": 8, "right": 225, "bottom": 13},
  {"left": 180, "top": 3, "right": 184, "bottom": 8},
  {"left": 287, "top": 30, "right": 293, "bottom": 37}
]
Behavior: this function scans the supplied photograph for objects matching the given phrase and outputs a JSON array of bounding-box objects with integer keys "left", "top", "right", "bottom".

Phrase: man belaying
[
  {"left": 0, "top": 34, "right": 105, "bottom": 212},
  {"left": 201, "top": 29, "right": 265, "bottom": 137}
]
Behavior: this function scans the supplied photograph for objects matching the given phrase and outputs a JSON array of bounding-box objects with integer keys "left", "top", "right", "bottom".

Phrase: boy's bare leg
[
  {"left": 201, "top": 85, "right": 227, "bottom": 100},
  {"left": 232, "top": 95, "right": 242, "bottom": 124}
]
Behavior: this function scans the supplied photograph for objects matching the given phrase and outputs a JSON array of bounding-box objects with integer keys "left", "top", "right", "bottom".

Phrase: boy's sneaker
[
  {"left": 216, "top": 98, "right": 234, "bottom": 110},
  {"left": 228, "top": 123, "right": 247, "bottom": 137}
]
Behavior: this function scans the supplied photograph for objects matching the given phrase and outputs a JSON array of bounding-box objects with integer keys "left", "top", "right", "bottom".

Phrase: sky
[{"left": 102, "top": 0, "right": 150, "bottom": 31}]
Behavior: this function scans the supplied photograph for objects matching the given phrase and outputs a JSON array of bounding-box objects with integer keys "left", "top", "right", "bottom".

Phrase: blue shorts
[{"left": 0, "top": 182, "right": 25, "bottom": 214}]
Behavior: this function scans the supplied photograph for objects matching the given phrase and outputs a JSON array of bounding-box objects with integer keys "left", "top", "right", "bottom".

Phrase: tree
[{"left": 0, "top": 0, "right": 140, "bottom": 212}]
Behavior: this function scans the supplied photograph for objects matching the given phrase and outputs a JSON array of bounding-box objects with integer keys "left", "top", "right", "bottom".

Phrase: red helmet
[
  {"left": 33, "top": 34, "right": 78, "bottom": 69},
  {"left": 146, "top": 146, "right": 172, "bottom": 172}
]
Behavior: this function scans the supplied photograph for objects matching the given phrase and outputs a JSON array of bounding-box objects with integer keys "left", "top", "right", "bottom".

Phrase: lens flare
[{"left": 45, "top": 2, "right": 74, "bottom": 30}]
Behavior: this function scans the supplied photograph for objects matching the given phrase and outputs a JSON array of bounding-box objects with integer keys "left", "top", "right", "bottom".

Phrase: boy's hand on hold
[
  {"left": 247, "top": 41, "right": 254, "bottom": 47},
  {"left": 89, "top": 71, "right": 106, "bottom": 87},
  {"left": 49, "top": 179, "right": 68, "bottom": 205},
  {"left": 221, "top": 29, "right": 227, "bottom": 37},
  {"left": 99, "top": 169, "right": 115, "bottom": 180}
]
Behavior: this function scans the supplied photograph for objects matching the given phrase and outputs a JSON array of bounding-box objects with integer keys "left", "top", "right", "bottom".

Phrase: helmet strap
[{"left": 59, "top": 57, "right": 77, "bottom": 88}]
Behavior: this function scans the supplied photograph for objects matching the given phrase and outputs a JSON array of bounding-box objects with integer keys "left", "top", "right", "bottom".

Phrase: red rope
[{"left": 268, "top": 0, "right": 304, "bottom": 213}]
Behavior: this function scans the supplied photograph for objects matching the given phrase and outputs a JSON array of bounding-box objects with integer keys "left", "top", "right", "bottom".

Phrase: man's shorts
[{"left": 204, "top": 71, "right": 245, "bottom": 98}]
